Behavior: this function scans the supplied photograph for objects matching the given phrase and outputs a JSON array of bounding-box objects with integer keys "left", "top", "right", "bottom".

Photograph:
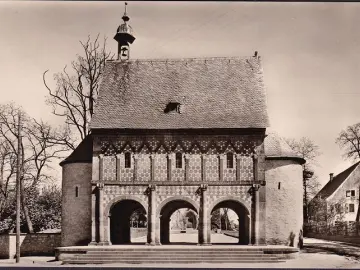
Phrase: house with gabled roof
[{"left": 310, "top": 161, "right": 360, "bottom": 223}]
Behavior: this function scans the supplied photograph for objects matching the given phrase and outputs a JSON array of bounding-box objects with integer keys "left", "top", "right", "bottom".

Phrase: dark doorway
[
  {"left": 210, "top": 200, "right": 250, "bottom": 245},
  {"left": 110, "top": 200, "right": 147, "bottom": 244},
  {"left": 160, "top": 200, "right": 198, "bottom": 245}
]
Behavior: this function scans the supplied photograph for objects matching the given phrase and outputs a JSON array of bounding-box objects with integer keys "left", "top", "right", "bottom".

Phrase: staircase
[{"left": 59, "top": 246, "right": 297, "bottom": 265}]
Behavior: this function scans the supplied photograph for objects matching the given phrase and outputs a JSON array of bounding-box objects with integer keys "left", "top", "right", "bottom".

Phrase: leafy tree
[
  {"left": 336, "top": 122, "right": 360, "bottom": 161},
  {"left": 0, "top": 103, "right": 67, "bottom": 233},
  {"left": 43, "top": 35, "right": 113, "bottom": 150}
]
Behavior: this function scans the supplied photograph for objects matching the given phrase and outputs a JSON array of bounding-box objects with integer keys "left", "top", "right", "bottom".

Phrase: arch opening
[
  {"left": 210, "top": 200, "right": 250, "bottom": 245},
  {"left": 159, "top": 199, "right": 198, "bottom": 245},
  {"left": 109, "top": 199, "right": 147, "bottom": 245}
]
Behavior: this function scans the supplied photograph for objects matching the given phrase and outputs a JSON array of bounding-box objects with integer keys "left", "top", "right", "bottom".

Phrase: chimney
[
  {"left": 329, "top": 173, "right": 334, "bottom": 181},
  {"left": 254, "top": 51, "right": 258, "bottom": 57}
]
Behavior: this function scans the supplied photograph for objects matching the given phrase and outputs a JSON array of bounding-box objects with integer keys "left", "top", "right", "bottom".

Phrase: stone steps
[{"left": 60, "top": 248, "right": 290, "bottom": 265}]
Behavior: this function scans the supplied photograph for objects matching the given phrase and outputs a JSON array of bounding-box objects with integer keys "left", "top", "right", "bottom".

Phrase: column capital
[
  {"left": 251, "top": 183, "right": 261, "bottom": 192},
  {"left": 235, "top": 153, "right": 242, "bottom": 160},
  {"left": 150, "top": 154, "right": 156, "bottom": 160},
  {"left": 144, "top": 184, "right": 156, "bottom": 195},
  {"left": 201, "top": 154, "right": 208, "bottom": 160},
  {"left": 184, "top": 153, "right": 191, "bottom": 160},
  {"left": 251, "top": 148, "right": 259, "bottom": 160},
  {"left": 196, "top": 184, "right": 208, "bottom": 195},
  {"left": 219, "top": 154, "right": 226, "bottom": 160},
  {"left": 99, "top": 154, "right": 104, "bottom": 159},
  {"left": 115, "top": 153, "right": 121, "bottom": 159},
  {"left": 96, "top": 182, "right": 105, "bottom": 190},
  {"left": 133, "top": 153, "right": 139, "bottom": 160}
]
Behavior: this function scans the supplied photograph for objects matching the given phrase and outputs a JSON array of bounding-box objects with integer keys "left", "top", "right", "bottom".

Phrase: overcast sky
[{"left": 1, "top": 1, "right": 360, "bottom": 188}]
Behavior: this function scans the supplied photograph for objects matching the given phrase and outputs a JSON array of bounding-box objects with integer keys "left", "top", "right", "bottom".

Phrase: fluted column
[
  {"left": 97, "top": 182, "right": 108, "bottom": 245},
  {"left": 167, "top": 153, "right": 172, "bottom": 182},
  {"left": 197, "top": 184, "right": 211, "bottom": 245},
  {"left": 99, "top": 154, "right": 104, "bottom": 181},
  {"left": 116, "top": 154, "right": 121, "bottom": 182},
  {"left": 89, "top": 186, "right": 97, "bottom": 245},
  {"left": 201, "top": 154, "right": 207, "bottom": 182},
  {"left": 133, "top": 154, "right": 139, "bottom": 182},
  {"left": 219, "top": 154, "right": 225, "bottom": 182},
  {"left": 251, "top": 184, "right": 260, "bottom": 245},
  {"left": 150, "top": 154, "right": 155, "bottom": 182},
  {"left": 146, "top": 184, "right": 157, "bottom": 245},
  {"left": 185, "top": 154, "right": 190, "bottom": 182},
  {"left": 252, "top": 149, "right": 259, "bottom": 182},
  {"left": 236, "top": 154, "right": 241, "bottom": 182}
]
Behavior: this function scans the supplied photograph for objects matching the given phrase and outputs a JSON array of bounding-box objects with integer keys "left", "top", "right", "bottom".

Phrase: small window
[
  {"left": 349, "top": 204, "right": 355, "bottom": 213},
  {"left": 125, "top": 152, "right": 131, "bottom": 168},
  {"left": 278, "top": 182, "right": 281, "bottom": 190},
  {"left": 75, "top": 186, "right": 79, "bottom": 198},
  {"left": 351, "top": 190, "right": 356, "bottom": 197},
  {"left": 346, "top": 190, "right": 351, "bottom": 197},
  {"left": 175, "top": 153, "right": 183, "bottom": 168},
  {"left": 226, "top": 153, "right": 234, "bottom": 169}
]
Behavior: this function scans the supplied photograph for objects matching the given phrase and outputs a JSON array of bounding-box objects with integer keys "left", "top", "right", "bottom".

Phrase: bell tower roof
[{"left": 114, "top": 2, "right": 135, "bottom": 60}]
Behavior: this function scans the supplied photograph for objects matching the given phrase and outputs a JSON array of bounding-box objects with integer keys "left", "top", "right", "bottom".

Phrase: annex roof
[
  {"left": 90, "top": 56, "right": 269, "bottom": 130},
  {"left": 315, "top": 161, "right": 360, "bottom": 200}
]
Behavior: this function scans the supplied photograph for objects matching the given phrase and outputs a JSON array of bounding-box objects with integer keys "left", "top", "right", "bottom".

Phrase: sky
[{"left": 0, "top": 1, "right": 360, "bottom": 189}]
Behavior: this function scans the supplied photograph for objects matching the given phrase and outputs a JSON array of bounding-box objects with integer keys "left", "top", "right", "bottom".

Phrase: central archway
[
  {"left": 109, "top": 199, "right": 147, "bottom": 244},
  {"left": 159, "top": 199, "right": 199, "bottom": 244},
  {"left": 210, "top": 199, "right": 250, "bottom": 245}
]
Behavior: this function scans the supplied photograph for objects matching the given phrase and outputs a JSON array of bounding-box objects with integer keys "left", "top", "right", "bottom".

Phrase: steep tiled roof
[
  {"left": 90, "top": 57, "right": 269, "bottom": 130},
  {"left": 315, "top": 161, "right": 360, "bottom": 199},
  {"left": 264, "top": 132, "right": 305, "bottom": 164},
  {"left": 59, "top": 135, "right": 93, "bottom": 166}
]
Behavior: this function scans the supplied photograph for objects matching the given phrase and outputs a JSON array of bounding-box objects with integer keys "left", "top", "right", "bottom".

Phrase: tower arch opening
[
  {"left": 210, "top": 200, "right": 250, "bottom": 245},
  {"left": 159, "top": 199, "right": 198, "bottom": 244},
  {"left": 109, "top": 199, "right": 147, "bottom": 244}
]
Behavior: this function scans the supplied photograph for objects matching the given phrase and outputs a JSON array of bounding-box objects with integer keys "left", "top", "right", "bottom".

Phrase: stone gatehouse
[{"left": 59, "top": 8, "right": 305, "bottom": 249}]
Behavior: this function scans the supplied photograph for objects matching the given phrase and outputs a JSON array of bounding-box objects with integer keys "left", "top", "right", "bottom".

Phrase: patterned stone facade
[{"left": 88, "top": 131, "right": 266, "bottom": 246}]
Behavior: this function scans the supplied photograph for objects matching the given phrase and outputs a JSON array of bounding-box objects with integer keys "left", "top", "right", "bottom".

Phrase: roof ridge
[{"left": 107, "top": 56, "right": 260, "bottom": 63}]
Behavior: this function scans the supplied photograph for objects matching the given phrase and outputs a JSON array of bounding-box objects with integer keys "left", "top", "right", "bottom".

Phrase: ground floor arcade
[{"left": 89, "top": 183, "right": 263, "bottom": 246}]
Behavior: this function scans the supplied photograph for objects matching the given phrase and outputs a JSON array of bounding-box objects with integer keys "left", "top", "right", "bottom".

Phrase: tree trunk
[{"left": 20, "top": 145, "right": 34, "bottom": 233}]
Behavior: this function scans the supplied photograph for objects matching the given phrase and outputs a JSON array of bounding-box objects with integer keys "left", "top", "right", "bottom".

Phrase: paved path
[{"left": 132, "top": 231, "right": 238, "bottom": 244}]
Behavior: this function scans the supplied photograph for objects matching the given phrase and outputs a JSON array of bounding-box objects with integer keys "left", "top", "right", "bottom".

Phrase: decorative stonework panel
[
  {"left": 97, "top": 135, "right": 257, "bottom": 155},
  {"left": 103, "top": 156, "right": 116, "bottom": 181},
  {"left": 240, "top": 156, "right": 254, "bottom": 181},
  {"left": 207, "top": 185, "right": 252, "bottom": 211},
  {"left": 206, "top": 155, "right": 219, "bottom": 182},
  {"left": 120, "top": 167, "right": 134, "bottom": 182},
  {"left": 137, "top": 155, "right": 151, "bottom": 182},
  {"left": 156, "top": 185, "right": 200, "bottom": 208},
  {"left": 103, "top": 185, "right": 148, "bottom": 209},
  {"left": 172, "top": 168, "right": 185, "bottom": 182},
  {"left": 224, "top": 168, "right": 236, "bottom": 182},
  {"left": 188, "top": 155, "right": 201, "bottom": 182},
  {"left": 155, "top": 154, "right": 167, "bottom": 181}
]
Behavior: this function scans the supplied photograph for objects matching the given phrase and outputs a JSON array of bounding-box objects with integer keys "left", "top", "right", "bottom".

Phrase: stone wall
[
  {"left": 61, "top": 162, "right": 92, "bottom": 247},
  {"left": 265, "top": 159, "right": 303, "bottom": 246},
  {"left": 0, "top": 233, "right": 61, "bottom": 259}
]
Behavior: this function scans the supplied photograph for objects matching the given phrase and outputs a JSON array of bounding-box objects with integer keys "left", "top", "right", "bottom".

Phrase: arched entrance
[
  {"left": 210, "top": 200, "right": 250, "bottom": 245},
  {"left": 159, "top": 199, "right": 198, "bottom": 244},
  {"left": 109, "top": 199, "right": 147, "bottom": 244}
]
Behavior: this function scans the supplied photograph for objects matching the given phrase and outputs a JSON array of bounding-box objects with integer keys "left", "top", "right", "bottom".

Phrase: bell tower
[{"left": 114, "top": 2, "right": 135, "bottom": 61}]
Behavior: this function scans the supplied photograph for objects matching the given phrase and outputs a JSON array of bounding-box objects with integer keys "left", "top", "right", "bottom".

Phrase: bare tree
[
  {"left": 285, "top": 137, "right": 321, "bottom": 224},
  {"left": 0, "top": 103, "right": 68, "bottom": 233},
  {"left": 336, "top": 123, "right": 360, "bottom": 161},
  {"left": 43, "top": 35, "right": 113, "bottom": 150}
]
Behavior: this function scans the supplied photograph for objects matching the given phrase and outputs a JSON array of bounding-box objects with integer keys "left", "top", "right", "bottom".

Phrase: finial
[{"left": 122, "top": 2, "right": 130, "bottom": 22}]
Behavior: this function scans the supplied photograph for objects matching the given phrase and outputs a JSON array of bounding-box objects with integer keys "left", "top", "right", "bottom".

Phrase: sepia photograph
[{"left": 0, "top": 1, "right": 360, "bottom": 268}]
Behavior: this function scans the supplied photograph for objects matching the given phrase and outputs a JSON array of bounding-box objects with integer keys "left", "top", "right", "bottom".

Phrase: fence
[{"left": 305, "top": 221, "right": 360, "bottom": 237}]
